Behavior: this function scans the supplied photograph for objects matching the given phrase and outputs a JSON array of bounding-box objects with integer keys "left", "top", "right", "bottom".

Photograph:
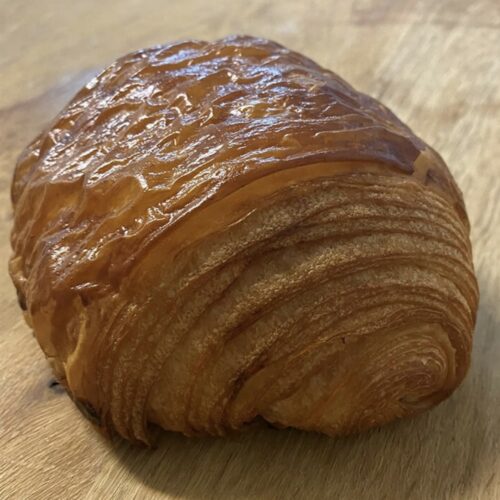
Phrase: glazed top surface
[{"left": 10, "top": 35, "right": 461, "bottom": 302}]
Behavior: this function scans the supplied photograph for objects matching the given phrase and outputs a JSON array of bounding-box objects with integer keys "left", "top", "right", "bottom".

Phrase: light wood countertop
[{"left": 1, "top": 1, "right": 499, "bottom": 498}]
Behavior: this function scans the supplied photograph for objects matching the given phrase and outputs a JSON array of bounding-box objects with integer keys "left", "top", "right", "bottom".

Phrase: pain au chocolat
[{"left": 9, "top": 36, "right": 478, "bottom": 443}]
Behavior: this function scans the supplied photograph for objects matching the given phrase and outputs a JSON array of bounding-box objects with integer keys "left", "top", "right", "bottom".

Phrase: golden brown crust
[{"left": 10, "top": 35, "right": 478, "bottom": 443}]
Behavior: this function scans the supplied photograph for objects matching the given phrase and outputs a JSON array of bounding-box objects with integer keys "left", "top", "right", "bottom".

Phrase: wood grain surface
[{"left": 1, "top": 1, "right": 499, "bottom": 498}]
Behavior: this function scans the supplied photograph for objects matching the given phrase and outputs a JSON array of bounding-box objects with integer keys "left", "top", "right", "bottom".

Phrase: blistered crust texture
[{"left": 10, "top": 36, "right": 478, "bottom": 443}]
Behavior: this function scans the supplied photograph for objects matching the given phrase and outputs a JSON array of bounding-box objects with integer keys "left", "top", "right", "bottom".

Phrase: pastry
[{"left": 9, "top": 36, "right": 479, "bottom": 443}]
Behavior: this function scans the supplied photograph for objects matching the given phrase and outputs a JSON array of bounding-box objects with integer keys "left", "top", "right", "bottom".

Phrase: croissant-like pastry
[{"left": 10, "top": 35, "right": 478, "bottom": 443}]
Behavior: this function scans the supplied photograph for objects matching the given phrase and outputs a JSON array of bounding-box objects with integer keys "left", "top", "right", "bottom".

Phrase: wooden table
[{"left": 1, "top": 1, "right": 499, "bottom": 498}]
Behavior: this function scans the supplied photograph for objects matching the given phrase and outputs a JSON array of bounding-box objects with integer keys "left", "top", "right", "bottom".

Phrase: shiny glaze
[{"left": 11, "top": 35, "right": 461, "bottom": 307}]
